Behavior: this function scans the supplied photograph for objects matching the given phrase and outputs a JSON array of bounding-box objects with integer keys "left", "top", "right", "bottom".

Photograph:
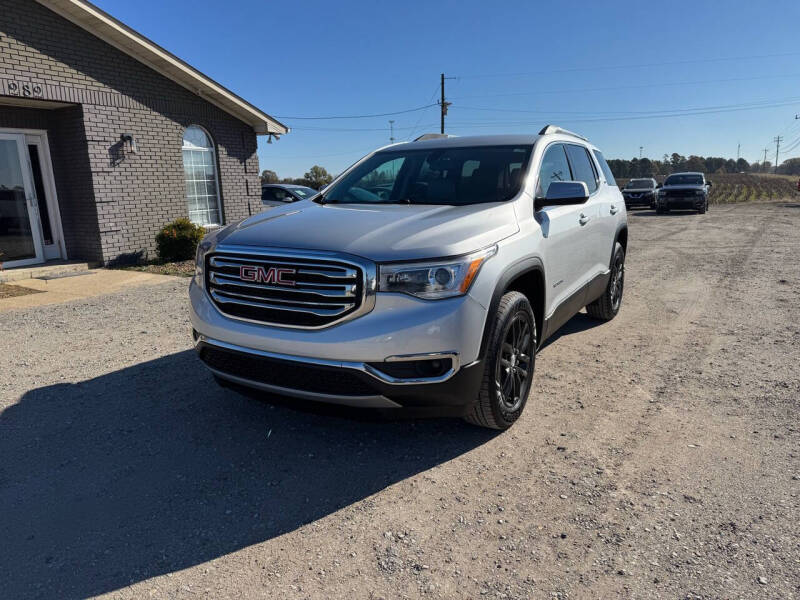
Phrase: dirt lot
[{"left": 1, "top": 202, "right": 798, "bottom": 599}]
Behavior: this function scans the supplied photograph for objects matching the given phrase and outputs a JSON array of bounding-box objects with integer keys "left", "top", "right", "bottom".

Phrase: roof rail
[
  {"left": 538, "top": 125, "right": 588, "bottom": 141},
  {"left": 414, "top": 133, "right": 457, "bottom": 141}
]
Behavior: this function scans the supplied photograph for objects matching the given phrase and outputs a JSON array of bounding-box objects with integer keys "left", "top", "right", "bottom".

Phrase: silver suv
[{"left": 190, "top": 126, "right": 628, "bottom": 430}]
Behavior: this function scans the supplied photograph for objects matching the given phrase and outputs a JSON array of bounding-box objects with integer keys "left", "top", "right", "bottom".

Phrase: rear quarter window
[{"left": 592, "top": 150, "right": 617, "bottom": 187}]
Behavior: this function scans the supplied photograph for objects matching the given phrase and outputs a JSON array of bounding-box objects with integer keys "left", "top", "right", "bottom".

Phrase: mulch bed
[
  {"left": 112, "top": 259, "right": 195, "bottom": 277},
  {"left": 0, "top": 283, "right": 44, "bottom": 299}
]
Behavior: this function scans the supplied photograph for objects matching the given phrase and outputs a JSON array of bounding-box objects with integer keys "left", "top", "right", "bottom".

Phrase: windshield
[
  {"left": 291, "top": 187, "right": 317, "bottom": 198},
  {"left": 665, "top": 174, "right": 704, "bottom": 186},
  {"left": 321, "top": 145, "right": 533, "bottom": 205},
  {"left": 626, "top": 179, "right": 654, "bottom": 189}
]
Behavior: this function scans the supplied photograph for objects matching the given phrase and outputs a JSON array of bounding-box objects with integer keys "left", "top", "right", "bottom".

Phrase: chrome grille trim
[
  {"left": 209, "top": 272, "right": 357, "bottom": 298},
  {"left": 206, "top": 245, "right": 377, "bottom": 329}
]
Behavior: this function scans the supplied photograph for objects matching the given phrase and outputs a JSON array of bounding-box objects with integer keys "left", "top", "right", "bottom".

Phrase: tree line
[
  {"left": 260, "top": 165, "right": 334, "bottom": 190},
  {"left": 608, "top": 153, "right": 800, "bottom": 178},
  {"left": 261, "top": 154, "right": 800, "bottom": 190}
]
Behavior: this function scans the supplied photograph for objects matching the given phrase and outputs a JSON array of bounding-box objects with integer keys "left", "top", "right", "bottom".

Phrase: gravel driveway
[{"left": 1, "top": 202, "right": 798, "bottom": 599}]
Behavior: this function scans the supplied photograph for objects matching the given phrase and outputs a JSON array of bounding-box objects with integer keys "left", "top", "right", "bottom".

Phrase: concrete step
[{"left": 0, "top": 260, "right": 94, "bottom": 283}]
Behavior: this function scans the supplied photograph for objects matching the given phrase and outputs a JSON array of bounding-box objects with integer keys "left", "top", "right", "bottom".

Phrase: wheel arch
[
  {"left": 614, "top": 223, "right": 628, "bottom": 263},
  {"left": 478, "top": 257, "right": 546, "bottom": 358}
]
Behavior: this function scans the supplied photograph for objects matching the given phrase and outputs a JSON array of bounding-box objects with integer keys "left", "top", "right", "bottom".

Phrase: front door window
[{"left": 0, "top": 133, "right": 43, "bottom": 267}]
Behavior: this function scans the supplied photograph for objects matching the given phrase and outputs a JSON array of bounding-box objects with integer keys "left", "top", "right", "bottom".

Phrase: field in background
[{"left": 616, "top": 173, "right": 799, "bottom": 204}]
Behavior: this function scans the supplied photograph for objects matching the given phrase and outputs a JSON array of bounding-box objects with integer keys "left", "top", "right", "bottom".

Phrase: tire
[
  {"left": 586, "top": 242, "right": 625, "bottom": 321},
  {"left": 698, "top": 198, "right": 706, "bottom": 214},
  {"left": 464, "top": 291, "right": 536, "bottom": 430}
]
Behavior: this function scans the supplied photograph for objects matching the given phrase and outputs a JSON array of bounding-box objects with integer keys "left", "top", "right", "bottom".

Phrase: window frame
[
  {"left": 592, "top": 149, "right": 617, "bottom": 187},
  {"left": 536, "top": 142, "right": 573, "bottom": 199},
  {"left": 564, "top": 143, "right": 600, "bottom": 196},
  {"left": 182, "top": 124, "right": 223, "bottom": 227}
]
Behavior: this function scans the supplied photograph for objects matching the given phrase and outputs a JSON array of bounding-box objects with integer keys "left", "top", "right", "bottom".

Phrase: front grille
[
  {"left": 664, "top": 189, "right": 699, "bottom": 198},
  {"left": 206, "top": 251, "right": 366, "bottom": 328},
  {"left": 199, "top": 345, "right": 379, "bottom": 396}
]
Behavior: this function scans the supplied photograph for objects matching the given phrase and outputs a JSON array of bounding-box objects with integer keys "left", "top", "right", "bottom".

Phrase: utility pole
[
  {"left": 389, "top": 120, "right": 395, "bottom": 144},
  {"left": 774, "top": 135, "right": 783, "bottom": 174},
  {"left": 762, "top": 147, "right": 769, "bottom": 173},
  {"left": 439, "top": 73, "right": 454, "bottom": 134},
  {"left": 737, "top": 143, "right": 740, "bottom": 161},
  {"left": 639, "top": 146, "right": 643, "bottom": 159}
]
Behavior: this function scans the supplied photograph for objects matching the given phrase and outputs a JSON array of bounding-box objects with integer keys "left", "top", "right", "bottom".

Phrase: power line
[
  {"left": 443, "top": 98, "right": 800, "bottom": 128},
  {"left": 453, "top": 95, "right": 800, "bottom": 118},
  {"left": 406, "top": 84, "right": 443, "bottom": 141},
  {"left": 275, "top": 103, "right": 438, "bottom": 120},
  {"left": 449, "top": 73, "right": 800, "bottom": 101},
  {"left": 457, "top": 51, "right": 800, "bottom": 79},
  {"left": 290, "top": 122, "right": 438, "bottom": 132}
]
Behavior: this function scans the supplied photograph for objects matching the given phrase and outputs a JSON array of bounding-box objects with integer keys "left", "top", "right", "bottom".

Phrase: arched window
[{"left": 182, "top": 125, "right": 222, "bottom": 226}]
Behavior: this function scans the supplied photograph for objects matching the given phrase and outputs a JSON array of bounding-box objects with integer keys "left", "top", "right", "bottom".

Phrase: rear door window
[{"left": 565, "top": 144, "right": 598, "bottom": 194}]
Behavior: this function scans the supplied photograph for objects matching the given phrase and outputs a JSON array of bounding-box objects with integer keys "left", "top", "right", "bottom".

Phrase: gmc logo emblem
[{"left": 239, "top": 265, "right": 296, "bottom": 286}]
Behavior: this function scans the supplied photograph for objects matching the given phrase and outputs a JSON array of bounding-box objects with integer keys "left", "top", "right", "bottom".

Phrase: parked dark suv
[
  {"left": 622, "top": 178, "right": 657, "bottom": 209},
  {"left": 656, "top": 172, "right": 711, "bottom": 214}
]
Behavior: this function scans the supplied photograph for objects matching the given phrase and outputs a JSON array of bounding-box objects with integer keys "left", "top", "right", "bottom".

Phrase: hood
[{"left": 215, "top": 200, "right": 519, "bottom": 262}]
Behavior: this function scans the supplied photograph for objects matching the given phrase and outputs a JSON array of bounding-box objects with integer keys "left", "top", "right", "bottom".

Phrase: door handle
[
  {"left": 579, "top": 213, "right": 590, "bottom": 226},
  {"left": 610, "top": 204, "right": 619, "bottom": 215}
]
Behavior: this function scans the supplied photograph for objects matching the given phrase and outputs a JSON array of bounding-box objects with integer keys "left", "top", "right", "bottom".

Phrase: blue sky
[{"left": 95, "top": 0, "right": 800, "bottom": 178}]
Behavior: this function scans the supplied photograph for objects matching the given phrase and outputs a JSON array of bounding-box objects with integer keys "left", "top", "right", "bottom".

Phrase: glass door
[{"left": 0, "top": 133, "right": 44, "bottom": 268}]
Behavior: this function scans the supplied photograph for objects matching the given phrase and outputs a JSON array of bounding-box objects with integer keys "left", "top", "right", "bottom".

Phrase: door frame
[
  {"left": 0, "top": 131, "right": 44, "bottom": 268},
  {"left": 0, "top": 127, "right": 67, "bottom": 265}
]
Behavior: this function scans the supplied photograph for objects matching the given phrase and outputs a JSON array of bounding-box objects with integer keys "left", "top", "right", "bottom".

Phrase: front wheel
[
  {"left": 464, "top": 291, "right": 536, "bottom": 430},
  {"left": 586, "top": 242, "right": 625, "bottom": 321}
]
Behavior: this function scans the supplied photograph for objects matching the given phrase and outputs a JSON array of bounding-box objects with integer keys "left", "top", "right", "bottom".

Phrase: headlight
[
  {"left": 194, "top": 237, "right": 214, "bottom": 287},
  {"left": 378, "top": 245, "right": 497, "bottom": 299},
  {"left": 695, "top": 190, "right": 705, "bottom": 195}
]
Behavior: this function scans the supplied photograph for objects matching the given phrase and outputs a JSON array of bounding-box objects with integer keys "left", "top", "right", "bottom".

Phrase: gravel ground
[{"left": 1, "top": 202, "right": 798, "bottom": 599}]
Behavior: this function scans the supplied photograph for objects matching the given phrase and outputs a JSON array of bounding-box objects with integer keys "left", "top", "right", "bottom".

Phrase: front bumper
[
  {"left": 196, "top": 336, "right": 484, "bottom": 410},
  {"left": 623, "top": 193, "right": 655, "bottom": 207},
  {"left": 659, "top": 195, "right": 705, "bottom": 209},
  {"left": 190, "top": 278, "right": 488, "bottom": 408}
]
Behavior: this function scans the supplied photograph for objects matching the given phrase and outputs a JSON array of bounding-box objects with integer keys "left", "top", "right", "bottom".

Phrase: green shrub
[{"left": 155, "top": 218, "right": 205, "bottom": 262}]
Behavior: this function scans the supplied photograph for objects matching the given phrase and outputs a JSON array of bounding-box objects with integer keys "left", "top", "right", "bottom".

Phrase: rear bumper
[{"left": 195, "top": 335, "right": 484, "bottom": 410}]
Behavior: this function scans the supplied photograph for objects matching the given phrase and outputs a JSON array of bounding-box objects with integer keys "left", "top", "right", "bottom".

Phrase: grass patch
[
  {"left": 112, "top": 259, "right": 195, "bottom": 277},
  {"left": 0, "top": 283, "right": 44, "bottom": 299}
]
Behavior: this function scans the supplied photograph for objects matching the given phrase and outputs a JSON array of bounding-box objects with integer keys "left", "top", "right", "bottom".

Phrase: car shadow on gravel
[
  {"left": 539, "top": 312, "right": 604, "bottom": 350},
  {"left": 0, "top": 351, "right": 495, "bottom": 599}
]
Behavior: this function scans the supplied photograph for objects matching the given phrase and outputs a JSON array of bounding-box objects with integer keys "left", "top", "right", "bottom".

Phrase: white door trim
[
  {"left": 27, "top": 132, "right": 67, "bottom": 260},
  {"left": 0, "top": 132, "right": 44, "bottom": 268}
]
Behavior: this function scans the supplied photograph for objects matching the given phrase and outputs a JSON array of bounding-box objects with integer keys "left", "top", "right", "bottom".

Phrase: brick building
[{"left": 0, "top": 0, "right": 287, "bottom": 268}]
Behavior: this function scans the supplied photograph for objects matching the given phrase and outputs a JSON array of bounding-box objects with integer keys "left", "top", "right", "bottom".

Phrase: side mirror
[
  {"left": 706, "top": 181, "right": 712, "bottom": 186},
  {"left": 535, "top": 181, "right": 589, "bottom": 210},
  {"left": 656, "top": 183, "right": 663, "bottom": 188}
]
